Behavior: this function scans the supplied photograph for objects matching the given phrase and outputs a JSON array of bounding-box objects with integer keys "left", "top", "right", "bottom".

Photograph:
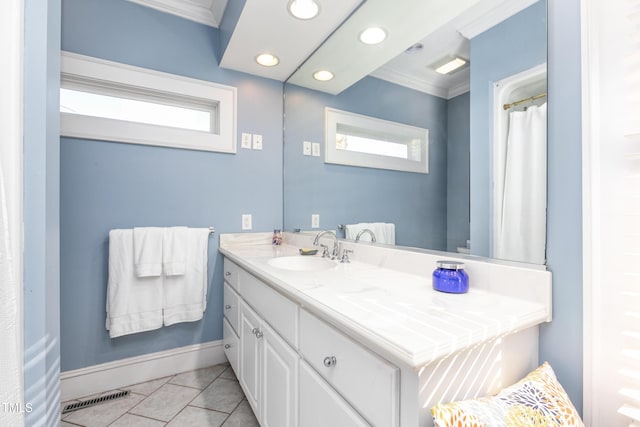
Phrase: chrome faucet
[
  {"left": 313, "top": 230, "right": 339, "bottom": 259},
  {"left": 355, "top": 228, "right": 377, "bottom": 243}
]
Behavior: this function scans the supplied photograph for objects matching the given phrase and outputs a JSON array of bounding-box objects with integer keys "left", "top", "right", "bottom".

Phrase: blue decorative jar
[{"left": 432, "top": 261, "right": 469, "bottom": 294}]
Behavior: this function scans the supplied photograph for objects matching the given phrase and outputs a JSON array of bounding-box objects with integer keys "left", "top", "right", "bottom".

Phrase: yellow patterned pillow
[{"left": 431, "top": 362, "right": 583, "bottom": 427}]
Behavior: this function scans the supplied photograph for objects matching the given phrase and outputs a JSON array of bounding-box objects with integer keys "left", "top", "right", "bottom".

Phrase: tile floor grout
[{"left": 60, "top": 363, "right": 258, "bottom": 427}]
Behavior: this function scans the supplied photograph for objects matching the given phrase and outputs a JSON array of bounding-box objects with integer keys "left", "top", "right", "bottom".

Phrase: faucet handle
[
  {"left": 320, "top": 244, "right": 331, "bottom": 258},
  {"left": 340, "top": 249, "right": 353, "bottom": 263}
]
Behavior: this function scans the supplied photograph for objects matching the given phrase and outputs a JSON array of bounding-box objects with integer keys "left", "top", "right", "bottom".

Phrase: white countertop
[{"left": 219, "top": 234, "right": 550, "bottom": 369}]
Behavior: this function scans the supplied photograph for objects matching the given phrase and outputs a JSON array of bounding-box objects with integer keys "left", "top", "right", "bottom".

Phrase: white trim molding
[
  {"left": 458, "top": 0, "right": 539, "bottom": 39},
  {"left": 60, "top": 340, "right": 227, "bottom": 401},
  {"left": 0, "top": 0, "right": 24, "bottom": 425},
  {"left": 60, "top": 51, "right": 237, "bottom": 154},
  {"left": 127, "top": 0, "right": 228, "bottom": 27}
]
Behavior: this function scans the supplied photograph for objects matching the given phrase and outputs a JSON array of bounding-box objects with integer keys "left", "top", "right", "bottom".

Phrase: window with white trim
[
  {"left": 60, "top": 52, "right": 237, "bottom": 153},
  {"left": 325, "top": 107, "right": 429, "bottom": 174},
  {"left": 584, "top": 0, "right": 640, "bottom": 425}
]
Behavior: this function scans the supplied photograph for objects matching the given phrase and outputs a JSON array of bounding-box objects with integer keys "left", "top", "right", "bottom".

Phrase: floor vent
[{"left": 62, "top": 390, "right": 130, "bottom": 414}]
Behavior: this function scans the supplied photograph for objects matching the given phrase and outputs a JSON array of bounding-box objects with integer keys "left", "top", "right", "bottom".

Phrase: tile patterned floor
[{"left": 60, "top": 364, "right": 259, "bottom": 427}]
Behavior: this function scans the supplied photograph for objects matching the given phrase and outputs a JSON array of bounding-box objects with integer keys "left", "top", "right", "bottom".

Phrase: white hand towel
[
  {"left": 163, "top": 228, "right": 210, "bottom": 326},
  {"left": 162, "top": 226, "right": 188, "bottom": 276},
  {"left": 106, "top": 229, "right": 163, "bottom": 338},
  {"left": 133, "top": 227, "right": 163, "bottom": 277},
  {"left": 373, "top": 223, "right": 395, "bottom": 245}
]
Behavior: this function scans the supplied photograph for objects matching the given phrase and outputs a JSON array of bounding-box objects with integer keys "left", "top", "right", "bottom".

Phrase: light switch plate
[
  {"left": 311, "top": 142, "right": 321, "bottom": 157},
  {"left": 252, "top": 134, "right": 263, "bottom": 150},
  {"left": 242, "top": 214, "right": 252, "bottom": 230},
  {"left": 303, "top": 141, "right": 312, "bottom": 156},
  {"left": 311, "top": 214, "right": 320, "bottom": 228},
  {"left": 241, "top": 133, "right": 252, "bottom": 149}
]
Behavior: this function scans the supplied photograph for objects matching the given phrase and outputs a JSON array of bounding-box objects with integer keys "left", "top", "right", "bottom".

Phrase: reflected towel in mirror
[{"left": 345, "top": 222, "right": 395, "bottom": 245}]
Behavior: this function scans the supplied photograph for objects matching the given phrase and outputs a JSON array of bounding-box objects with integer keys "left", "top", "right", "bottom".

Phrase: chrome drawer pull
[
  {"left": 224, "top": 344, "right": 231, "bottom": 349},
  {"left": 323, "top": 356, "right": 337, "bottom": 367},
  {"left": 224, "top": 304, "right": 232, "bottom": 310},
  {"left": 225, "top": 271, "right": 231, "bottom": 276},
  {"left": 252, "top": 327, "right": 259, "bottom": 335},
  {"left": 255, "top": 330, "right": 264, "bottom": 339}
]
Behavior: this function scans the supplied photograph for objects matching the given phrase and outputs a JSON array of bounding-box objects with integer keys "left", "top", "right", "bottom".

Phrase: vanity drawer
[
  {"left": 299, "top": 310, "right": 399, "bottom": 427},
  {"left": 241, "top": 270, "right": 298, "bottom": 348},
  {"left": 222, "top": 317, "right": 239, "bottom": 375},
  {"left": 223, "top": 282, "right": 240, "bottom": 334},
  {"left": 223, "top": 259, "right": 240, "bottom": 291}
]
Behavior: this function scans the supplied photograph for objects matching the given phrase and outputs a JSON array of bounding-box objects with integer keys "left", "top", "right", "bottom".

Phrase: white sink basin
[{"left": 267, "top": 256, "right": 336, "bottom": 272}]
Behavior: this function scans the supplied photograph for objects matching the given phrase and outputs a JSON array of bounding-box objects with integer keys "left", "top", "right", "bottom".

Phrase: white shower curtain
[
  {"left": 0, "top": 160, "right": 22, "bottom": 425},
  {"left": 495, "top": 103, "right": 547, "bottom": 264}
]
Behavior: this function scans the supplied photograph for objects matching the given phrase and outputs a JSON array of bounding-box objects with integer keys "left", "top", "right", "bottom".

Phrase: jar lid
[{"left": 436, "top": 260, "right": 465, "bottom": 270}]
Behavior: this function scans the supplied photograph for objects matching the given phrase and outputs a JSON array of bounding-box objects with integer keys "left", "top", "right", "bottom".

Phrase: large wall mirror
[{"left": 283, "top": 0, "right": 547, "bottom": 264}]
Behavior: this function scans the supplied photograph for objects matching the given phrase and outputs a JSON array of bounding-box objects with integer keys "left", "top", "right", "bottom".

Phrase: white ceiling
[{"left": 130, "top": 0, "right": 540, "bottom": 99}]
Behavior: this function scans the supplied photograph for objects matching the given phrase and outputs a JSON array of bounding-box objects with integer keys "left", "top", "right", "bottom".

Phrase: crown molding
[
  {"left": 457, "top": 0, "right": 539, "bottom": 39},
  {"left": 371, "top": 67, "right": 470, "bottom": 100},
  {"left": 127, "top": 0, "right": 228, "bottom": 28},
  {"left": 370, "top": 67, "right": 450, "bottom": 99}
]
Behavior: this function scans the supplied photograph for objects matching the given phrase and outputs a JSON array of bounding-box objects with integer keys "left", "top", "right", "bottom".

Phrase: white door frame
[{"left": 0, "top": 0, "right": 25, "bottom": 421}]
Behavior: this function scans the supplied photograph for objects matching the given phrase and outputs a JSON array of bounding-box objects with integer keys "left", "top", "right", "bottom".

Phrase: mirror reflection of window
[{"left": 335, "top": 133, "right": 409, "bottom": 160}]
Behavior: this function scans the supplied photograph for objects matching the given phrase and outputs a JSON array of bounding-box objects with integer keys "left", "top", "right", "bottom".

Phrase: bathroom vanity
[{"left": 219, "top": 232, "right": 552, "bottom": 427}]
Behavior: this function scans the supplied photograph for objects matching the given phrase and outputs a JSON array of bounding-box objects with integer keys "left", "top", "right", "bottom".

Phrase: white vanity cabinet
[
  {"left": 223, "top": 258, "right": 401, "bottom": 427},
  {"left": 225, "top": 260, "right": 299, "bottom": 427},
  {"left": 219, "top": 234, "right": 552, "bottom": 427}
]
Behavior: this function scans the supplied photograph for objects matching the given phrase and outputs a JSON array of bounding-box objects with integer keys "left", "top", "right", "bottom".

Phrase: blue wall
[
  {"left": 542, "top": 0, "right": 583, "bottom": 413},
  {"left": 60, "top": 0, "right": 283, "bottom": 371},
  {"left": 23, "top": 0, "right": 61, "bottom": 424},
  {"left": 283, "top": 79, "right": 449, "bottom": 250},
  {"left": 446, "top": 92, "right": 470, "bottom": 252},
  {"left": 469, "top": 0, "right": 547, "bottom": 257}
]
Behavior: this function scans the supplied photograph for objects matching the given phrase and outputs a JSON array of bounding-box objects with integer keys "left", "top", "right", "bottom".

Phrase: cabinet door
[
  {"left": 262, "top": 322, "right": 299, "bottom": 427},
  {"left": 299, "top": 361, "right": 370, "bottom": 427},
  {"left": 239, "top": 301, "right": 261, "bottom": 416}
]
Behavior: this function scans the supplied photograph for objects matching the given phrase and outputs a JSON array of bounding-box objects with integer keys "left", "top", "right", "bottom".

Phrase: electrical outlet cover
[
  {"left": 252, "top": 134, "right": 263, "bottom": 150},
  {"left": 242, "top": 214, "right": 252, "bottom": 230},
  {"left": 303, "top": 141, "right": 312, "bottom": 156},
  {"left": 241, "top": 133, "right": 252, "bottom": 149},
  {"left": 311, "top": 214, "right": 320, "bottom": 228},
  {"left": 312, "top": 142, "right": 321, "bottom": 157}
]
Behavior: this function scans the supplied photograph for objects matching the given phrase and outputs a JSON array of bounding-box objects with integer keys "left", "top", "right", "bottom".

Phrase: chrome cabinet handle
[
  {"left": 224, "top": 304, "right": 232, "bottom": 310},
  {"left": 252, "top": 327, "right": 259, "bottom": 335},
  {"left": 225, "top": 271, "right": 231, "bottom": 276},
  {"left": 323, "top": 356, "right": 337, "bottom": 367},
  {"left": 224, "top": 344, "right": 231, "bottom": 349},
  {"left": 255, "top": 330, "right": 263, "bottom": 339}
]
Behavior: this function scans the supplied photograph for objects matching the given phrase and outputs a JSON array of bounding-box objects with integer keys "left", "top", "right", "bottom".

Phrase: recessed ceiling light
[
  {"left": 288, "top": 0, "right": 319, "bottom": 20},
  {"left": 256, "top": 53, "right": 279, "bottom": 67},
  {"left": 359, "top": 27, "right": 386, "bottom": 45},
  {"left": 313, "top": 70, "right": 334, "bottom": 81},
  {"left": 433, "top": 57, "right": 467, "bottom": 75}
]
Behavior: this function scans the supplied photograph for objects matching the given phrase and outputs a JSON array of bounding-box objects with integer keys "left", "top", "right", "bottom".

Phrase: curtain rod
[{"left": 503, "top": 92, "right": 547, "bottom": 110}]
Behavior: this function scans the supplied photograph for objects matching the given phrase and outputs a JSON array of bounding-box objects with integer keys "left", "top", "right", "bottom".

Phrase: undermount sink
[{"left": 267, "top": 256, "right": 336, "bottom": 272}]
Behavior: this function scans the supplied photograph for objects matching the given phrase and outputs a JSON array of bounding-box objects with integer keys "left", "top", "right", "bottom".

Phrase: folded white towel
[
  {"left": 163, "top": 228, "right": 210, "bottom": 326},
  {"left": 106, "top": 229, "right": 163, "bottom": 338},
  {"left": 345, "top": 222, "right": 396, "bottom": 245},
  {"left": 133, "top": 227, "right": 163, "bottom": 277},
  {"left": 163, "top": 226, "right": 188, "bottom": 276}
]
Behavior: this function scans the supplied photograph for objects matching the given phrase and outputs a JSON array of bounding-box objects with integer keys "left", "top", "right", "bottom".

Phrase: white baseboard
[{"left": 60, "top": 340, "right": 227, "bottom": 401}]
